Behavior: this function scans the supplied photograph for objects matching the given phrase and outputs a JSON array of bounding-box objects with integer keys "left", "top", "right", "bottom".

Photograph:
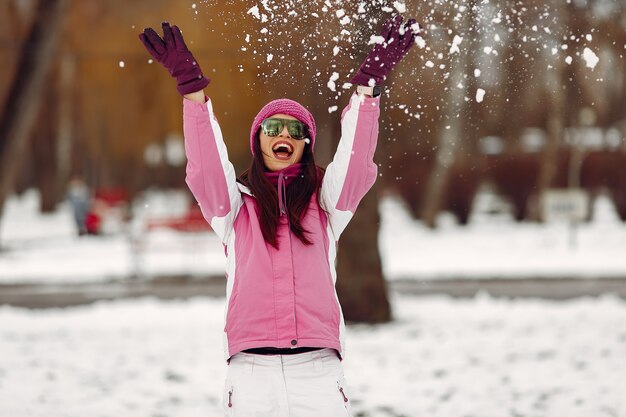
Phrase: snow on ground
[
  {"left": 379, "top": 193, "right": 626, "bottom": 280},
  {"left": 0, "top": 293, "right": 624, "bottom": 417},
  {"left": 2, "top": 189, "right": 626, "bottom": 284},
  {"left": 0, "top": 190, "right": 225, "bottom": 284},
  {"left": 1, "top": 190, "right": 625, "bottom": 416}
]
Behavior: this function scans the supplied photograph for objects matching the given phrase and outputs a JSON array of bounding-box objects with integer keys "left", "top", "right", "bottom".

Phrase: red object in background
[
  {"left": 85, "top": 211, "right": 102, "bottom": 235},
  {"left": 146, "top": 205, "right": 212, "bottom": 233},
  {"left": 94, "top": 187, "right": 129, "bottom": 206}
]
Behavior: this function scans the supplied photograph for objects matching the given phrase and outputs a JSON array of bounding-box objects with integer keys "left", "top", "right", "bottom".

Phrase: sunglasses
[{"left": 260, "top": 118, "right": 308, "bottom": 140}]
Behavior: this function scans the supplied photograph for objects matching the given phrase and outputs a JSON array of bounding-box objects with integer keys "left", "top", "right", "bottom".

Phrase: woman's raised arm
[
  {"left": 139, "top": 22, "right": 242, "bottom": 243},
  {"left": 321, "top": 16, "right": 421, "bottom": 239}
]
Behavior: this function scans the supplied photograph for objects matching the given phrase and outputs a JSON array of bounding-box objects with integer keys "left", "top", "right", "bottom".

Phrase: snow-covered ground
[
  {"left": 0, "top": 293, "right": 624, "bottom": 417},
  {"left": 1, "top": 189, "right": 626, "bottom": 284},
  {"left": 380, "top": 192, "right": 626, "bottom": 280},
  {"left": 1, "top": 192, "right": 625, "bottom": 416}
]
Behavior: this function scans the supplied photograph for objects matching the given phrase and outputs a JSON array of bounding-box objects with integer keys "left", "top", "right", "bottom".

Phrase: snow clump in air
[
  {"left": 327, "top": 72, "right": 340, "bottom": 92},
  {"left": 450, "top": 35, "right": 463, "bottom": 54},
  {"left": 247, "top": 5, "right": 260, "bottom": 20},
  {"left": 369, "top": 35, "right": 386, "bottom": 45},
  {"left": 582, "top": 47, "right": 599, "bottom": 69},
  {"left": 476, "top": 88, "right": 486, "bottom": 103},
  {"left": 393, "top": 1, "right": 407, "bottom": 13}
]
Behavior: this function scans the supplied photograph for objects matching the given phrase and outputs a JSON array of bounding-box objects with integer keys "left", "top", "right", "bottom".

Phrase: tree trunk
[
  {"left": 336, "top": 182, "right": 391, "bottom": 323},
  {"left": 56, "top": 53, "right": 76, "bottom": 200},
  {"left": 0, "top": 0, "right": 69, "bottom": 227},
  {"left": 535, "top": 74, "right": 565, "bottom": 221},
  {"left": 535, "top": 2, "right": 569, "bottom": 221},
  {"left": 33, "top": 70, "right": 60, "bottom": 213},
  {"left": 421, "top": 0, "right": 476, "bottom": 228}
]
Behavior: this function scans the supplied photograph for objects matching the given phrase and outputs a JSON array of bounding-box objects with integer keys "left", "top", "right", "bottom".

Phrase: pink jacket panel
[{"left": 224, "top": 194, "right": 340, "bottom": 356}]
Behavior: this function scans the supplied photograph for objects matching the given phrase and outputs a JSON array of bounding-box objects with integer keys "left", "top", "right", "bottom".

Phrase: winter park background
[{"left": 1, "top": 1, "right": 626, "bottom": 417}]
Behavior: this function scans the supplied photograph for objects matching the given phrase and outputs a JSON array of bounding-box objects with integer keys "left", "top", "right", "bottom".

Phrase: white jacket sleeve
[
  {"left": 183, "top": 97, "right": 243, "bottom": 244},
  {"left": 321, "top": 93, "right": 380, "bottom": 239}
]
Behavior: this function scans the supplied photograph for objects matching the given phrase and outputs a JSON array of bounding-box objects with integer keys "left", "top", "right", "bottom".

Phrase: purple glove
[
  {"left": 139, "top": 22, "right": 210, "bottom": 95},
  {"left": 350, "top": 16, "right": 421, "bottom": 86}
]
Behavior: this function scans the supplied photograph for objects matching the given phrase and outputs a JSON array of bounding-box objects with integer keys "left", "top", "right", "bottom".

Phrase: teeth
[{"left": 272, "top": 143, "right": 293, "bottom": 153}]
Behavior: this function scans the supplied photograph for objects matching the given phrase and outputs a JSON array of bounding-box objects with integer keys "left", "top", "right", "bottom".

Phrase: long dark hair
[{"left": 238, "top": 132, "right": 324, "bottom": 248}]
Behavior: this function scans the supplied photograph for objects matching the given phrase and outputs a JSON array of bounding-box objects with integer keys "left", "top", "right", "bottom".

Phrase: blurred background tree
[{"left": 0, "top": 0, "right": 69, "bottom": 219}]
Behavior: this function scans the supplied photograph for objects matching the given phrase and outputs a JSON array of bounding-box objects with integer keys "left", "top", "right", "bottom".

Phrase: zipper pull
[
  {"left": 339, "top": 386, "right": 348, "bottom": 402},
  {"left": 228, "top": 389, "right": 233, "bottom": 407}
]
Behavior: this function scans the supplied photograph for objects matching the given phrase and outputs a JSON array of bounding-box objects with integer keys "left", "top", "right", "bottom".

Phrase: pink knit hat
[{"left": 250, "top": 99, "right": 317, "bottom": 154}]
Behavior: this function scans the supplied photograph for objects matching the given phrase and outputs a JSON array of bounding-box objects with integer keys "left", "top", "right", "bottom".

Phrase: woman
[{"left": 139, "top": 15, "right": 419, "bottom": 417}]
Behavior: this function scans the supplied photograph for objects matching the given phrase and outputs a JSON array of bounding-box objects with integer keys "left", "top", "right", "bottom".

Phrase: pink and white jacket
[{"left": 183, "top": 93, "right": 380, "bottom": 362}]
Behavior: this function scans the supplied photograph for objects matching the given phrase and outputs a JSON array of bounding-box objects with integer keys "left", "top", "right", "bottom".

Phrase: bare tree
[
  {"left": 0, "top": 0, "right": 70, "bottom": 232},
  {"left": 421, "top": 0, "right": 478, "bottom": 228}
]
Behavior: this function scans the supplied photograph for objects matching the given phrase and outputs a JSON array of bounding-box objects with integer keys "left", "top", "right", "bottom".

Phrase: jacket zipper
[
  {"left": 287, "top": 219, "right": 298, "bottom": 344},
  {"left": 338, "top": 384, "right": 349, "bottom": 402},
  {"left": 228, "top": 388, "right": 233, "bottom": 407}
]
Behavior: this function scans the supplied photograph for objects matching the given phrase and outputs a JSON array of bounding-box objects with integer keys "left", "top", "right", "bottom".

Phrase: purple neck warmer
[{"left": 264, "top": 164, "right": 304, "bottom": 216}]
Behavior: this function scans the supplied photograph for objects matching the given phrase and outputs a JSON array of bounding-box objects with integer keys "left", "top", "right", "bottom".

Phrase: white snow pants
[{"left": 222, "top": 348, "right": 353, "bottom": 417}]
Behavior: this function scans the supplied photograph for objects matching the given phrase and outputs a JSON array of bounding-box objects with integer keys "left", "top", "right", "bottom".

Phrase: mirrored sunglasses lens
[
  {"left": 262, "top": 119, "right": 283, "bottom": 136},
  {"left": 288, "top": 121, "right": 307, "bottom": 139}
]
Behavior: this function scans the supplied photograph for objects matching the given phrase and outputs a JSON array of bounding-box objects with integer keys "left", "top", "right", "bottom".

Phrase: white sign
[{"left": 541, "top": 189, "right": 590, "bottom": 222}]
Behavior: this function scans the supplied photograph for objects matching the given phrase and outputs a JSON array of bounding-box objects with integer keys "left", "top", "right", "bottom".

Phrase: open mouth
[{"left": 272, "top": 141, "right": 294, "bottom": 160}]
